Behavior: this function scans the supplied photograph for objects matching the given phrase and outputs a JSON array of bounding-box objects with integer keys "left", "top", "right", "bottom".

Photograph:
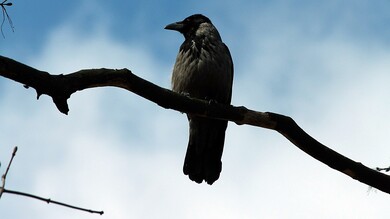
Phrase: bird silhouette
[{"left": 165, "top": 14, "right": 233, "bottom": 185}]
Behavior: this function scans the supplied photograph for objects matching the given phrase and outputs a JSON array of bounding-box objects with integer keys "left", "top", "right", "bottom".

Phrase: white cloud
[
  {"left": 2, "top": 1, "right": 390, "bottom": 218},
  {"left": 225, "top": 8, "right": 390, "bottom": 218},
  {"left": 0, "top": 7, "right": 178, "bottom": 219}
]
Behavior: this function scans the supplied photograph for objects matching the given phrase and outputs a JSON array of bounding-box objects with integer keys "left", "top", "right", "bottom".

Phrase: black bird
[{"left": 165, "top": 14, "right": 233, "bottom": 185}]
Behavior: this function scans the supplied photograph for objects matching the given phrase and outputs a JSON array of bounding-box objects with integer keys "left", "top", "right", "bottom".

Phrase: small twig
[
  {"left": 0, "top": 0, "right": 14, "bottom": 38},
  {"left": 4, "top": 146, "right": 17, "bottom": 179},
  {"left": 0, "top": 146, "right": 104, "bottom": 215},
  {"left": 0, "top": 146, "right": 17, "bottom": 198},
  {"left": 2, "top": 189, "right": 104, "bottom": 215}
]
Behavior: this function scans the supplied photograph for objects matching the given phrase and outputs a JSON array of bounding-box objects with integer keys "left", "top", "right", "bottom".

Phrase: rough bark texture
[{"left": 1, "top": 55, "right": 390, "bottom": 194}]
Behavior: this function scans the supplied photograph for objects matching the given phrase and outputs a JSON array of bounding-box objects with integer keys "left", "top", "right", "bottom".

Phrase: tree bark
[{"left": 1, "top": 55, "right": 390, "bottom": 193}]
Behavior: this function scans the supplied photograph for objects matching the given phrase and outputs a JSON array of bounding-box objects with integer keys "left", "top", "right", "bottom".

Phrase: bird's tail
[{"left": 183, "top": 116, "right": 228, "bottom": 185}]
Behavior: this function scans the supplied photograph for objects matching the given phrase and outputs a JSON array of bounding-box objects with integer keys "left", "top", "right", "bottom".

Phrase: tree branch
[
  {"left": 0, "top": 0, "right": 14, "bottom": 38},
  {"left": 0, "top": 146, "right": 104, "bottom": 214},
  {"left": 0, "top": 146, "right": 17, "bottom": 198},
  {"left": 1, "top": 55, "right": 390, "bottom": 194},
  {"left": 3, "top": 188, "right": 104, "bottom": 215}
]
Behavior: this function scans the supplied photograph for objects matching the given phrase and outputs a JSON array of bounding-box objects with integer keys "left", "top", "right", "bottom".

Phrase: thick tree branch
[{"left": 1, "top": 55, "right": 390, "bottom": 194}]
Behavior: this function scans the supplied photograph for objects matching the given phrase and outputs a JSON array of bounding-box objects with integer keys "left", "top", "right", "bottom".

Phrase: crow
[{"left": 165, "top": 14, "right": 233, "bottom": 185}]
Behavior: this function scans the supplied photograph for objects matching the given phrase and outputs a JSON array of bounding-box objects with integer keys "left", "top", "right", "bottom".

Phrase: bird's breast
[{"left": 171, "top": 38, "right": 232, "bottom": 103}]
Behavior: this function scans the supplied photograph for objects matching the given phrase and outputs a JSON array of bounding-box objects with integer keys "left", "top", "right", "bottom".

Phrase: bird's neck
[{"left": 185, "top": 23, "right": 222, "bottom": 42}]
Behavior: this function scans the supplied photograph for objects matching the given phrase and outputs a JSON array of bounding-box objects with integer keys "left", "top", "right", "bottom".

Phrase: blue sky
[{"left": 1, "top": 0, "right": 390, "bottom": 218}]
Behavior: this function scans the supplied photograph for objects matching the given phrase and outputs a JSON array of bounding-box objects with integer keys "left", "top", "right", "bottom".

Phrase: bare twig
[
  {"left": 0, "top": 146, "right": 17, "bottom": 198},
  {"left": 0, "top": 0, "right": 14, "bottom": 38},
  {"left": 0, "top": 146, "right": 104, "bottom": 215},
  {"left": 2, "top": 189, "right": 104, "bottom": 215},
  {"left": 3, "top": 146, "right": 17, "bottom": 178}
]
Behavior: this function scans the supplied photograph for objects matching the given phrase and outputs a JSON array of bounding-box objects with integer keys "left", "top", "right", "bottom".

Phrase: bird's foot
[{"left": 180, "top": 91, "right": 191, "bottom": 97}]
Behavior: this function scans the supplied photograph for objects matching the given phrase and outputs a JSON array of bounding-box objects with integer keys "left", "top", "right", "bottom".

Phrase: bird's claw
[
  {"left": 180, "top": 92, "right": 191, "bottom": 97},
  {"left": 206, "top": 98, "right": 218, "bottom": 105}
]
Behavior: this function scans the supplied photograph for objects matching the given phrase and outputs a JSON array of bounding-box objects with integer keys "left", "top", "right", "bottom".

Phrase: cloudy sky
[{"left": 1, "top": 0, "right": 390, "bottom": 218}]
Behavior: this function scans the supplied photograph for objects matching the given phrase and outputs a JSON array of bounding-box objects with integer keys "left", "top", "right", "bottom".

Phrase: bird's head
[{"left": 165, "top": 14, "right": 219, "bottom": 40}]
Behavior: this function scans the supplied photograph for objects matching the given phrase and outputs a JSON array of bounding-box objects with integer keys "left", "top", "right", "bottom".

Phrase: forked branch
[
  {"left": 0, "top": 147, "right": 104, "bottom": 215},
  {"left": 0, "top": 0, "right": 14, "bottom": 38}
]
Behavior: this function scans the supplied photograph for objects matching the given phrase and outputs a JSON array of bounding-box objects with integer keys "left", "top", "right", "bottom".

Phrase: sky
[{"left": 1, "top": 0, "right": 390, "bottom": 218}]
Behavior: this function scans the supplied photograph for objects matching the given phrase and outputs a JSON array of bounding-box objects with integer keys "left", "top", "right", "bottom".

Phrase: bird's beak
[{"left": 164, "top": 22, "right": 184, "bottom": 32}]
